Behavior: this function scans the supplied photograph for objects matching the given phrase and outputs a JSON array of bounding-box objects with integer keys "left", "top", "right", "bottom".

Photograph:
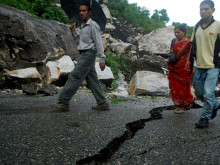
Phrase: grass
[
  {"left": 105, "top": 51, "right": 132, "bottom": 89},
  {"left": 66, "top": 122, "right": 80, "bottom": 127},
  {"left": 110, "top": 97, "right": 128, "bottom": 104},
  {"left": 146, "top": 95, "right": 158, "bottom": 100}
]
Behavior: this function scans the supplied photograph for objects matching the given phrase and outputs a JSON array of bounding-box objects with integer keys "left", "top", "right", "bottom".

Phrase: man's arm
[
  {"left": 91, "top": 22, "right": 106, "bottom": 71},
  {"left": 186, "top": 24, "right": 197, "bottom": 71},
  {"left": 69, "top": 22, "right": 80, "bottom": 40}
]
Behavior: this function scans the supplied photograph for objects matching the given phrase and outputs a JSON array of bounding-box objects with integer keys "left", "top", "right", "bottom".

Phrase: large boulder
[
  {"left": 4, "top": 67, "right": 42, "bottom": 90},
  {"left": 105, "top": 23, "right": 116, "bottom": 30},
  {"left": 0, "top": 4, "right": 78, "bottom": 72},
  {"left": 4, "top": 58, "right": 114, "bottom": 94},
  {"left": 106, "top": 19, "right": 146, "bottom": 43},
  {"left": 128, "top": 71, "right": 169, "bottom": 96},
  {"left": 138, "top": 26, "right": 175, "bottom": 54},
  {"left": 46, "top": 59, "right": 114, "bottom": 87},
  {"left": 46, "top": 55, "right": 75, "bottom": 84},
  {"left": 109, "top": 41, "right": 132, "bottom": 53},
  {"left": 4, "top": 67, "right": 41, "bottom": 79},
  {"left": 101, "top": 4, "right": 112, "bottom": 20},
  {"left": 95, "top": 62, "right": 114, "bottom": 87}
]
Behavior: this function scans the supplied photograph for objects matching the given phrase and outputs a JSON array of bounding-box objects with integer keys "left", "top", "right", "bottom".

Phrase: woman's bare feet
[{"left": 174, "top": 107, "right": 185, "bottom": 114}]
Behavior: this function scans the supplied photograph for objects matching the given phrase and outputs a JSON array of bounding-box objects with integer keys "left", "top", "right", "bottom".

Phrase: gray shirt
[{"left": 77, "top": 18, "right": 106, "bottom": 63}]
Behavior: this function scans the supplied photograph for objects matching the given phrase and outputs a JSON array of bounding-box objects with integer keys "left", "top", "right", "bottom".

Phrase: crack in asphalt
[{"left": 76, "top": 102, "right": 202, "bottom": 165}]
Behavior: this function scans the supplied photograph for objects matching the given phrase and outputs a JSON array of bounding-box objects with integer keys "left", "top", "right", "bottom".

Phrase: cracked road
[{"left": 0, "top": 90, "right": 219, "bottom": 164}]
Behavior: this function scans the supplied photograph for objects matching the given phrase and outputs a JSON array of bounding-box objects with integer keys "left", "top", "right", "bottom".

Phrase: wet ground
[{"left": 0, "top": 89, "right": 219, "bottom": 164}]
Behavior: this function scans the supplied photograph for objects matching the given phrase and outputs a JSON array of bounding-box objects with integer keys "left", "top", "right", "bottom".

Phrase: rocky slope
[{"left": 0, "top": 4, "right": 174, "bottom": 96}]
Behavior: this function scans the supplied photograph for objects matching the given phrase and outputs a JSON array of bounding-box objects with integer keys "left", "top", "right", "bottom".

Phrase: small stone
[
  {"left": 53, "top": 48, "right": 59, "bottom": 53},
  {"left": 13, "top": 89, "right": 19, "bottom": 93},
  {"left": 5, "top": 89, "right": 10, "bottom": 92},
  {"left": 59, "top": 51, "right": 65, "bottom": 56},
  {"left": 110, "top": 94, "right": 117, "bottom": 99}
]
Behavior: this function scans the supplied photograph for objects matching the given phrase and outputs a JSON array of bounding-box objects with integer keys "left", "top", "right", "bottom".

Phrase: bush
[
  {"left": 41, "top": 5, "right": 70, "bottom": 24},
  {"left": 105, "top": 51, "right": 132, "bottom": 88},
  {"left": 0, "top": 0, "right": 70, "bottom": 24},
  {"left": 0, "top": 0, "right": 33, "bottom": 13}
]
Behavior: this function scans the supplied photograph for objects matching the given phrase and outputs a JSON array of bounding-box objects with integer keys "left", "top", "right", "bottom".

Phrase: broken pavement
[{"left": 0, "top": 90, "right": 219, "bottom": 164}]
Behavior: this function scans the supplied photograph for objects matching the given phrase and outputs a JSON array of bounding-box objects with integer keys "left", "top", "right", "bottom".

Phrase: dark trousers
[{"left": 58, "top": 50, "right": 106, "bottom": 105}]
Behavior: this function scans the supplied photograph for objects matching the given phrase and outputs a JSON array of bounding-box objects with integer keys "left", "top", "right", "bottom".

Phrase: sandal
[{"left": 174, "top": 108, "right": 185, "bottom": 114}]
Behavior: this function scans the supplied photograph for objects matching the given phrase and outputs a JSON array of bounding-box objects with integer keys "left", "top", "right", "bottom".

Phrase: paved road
[{"left": 0, "top": 90, "right": 219, "bottom": 164}]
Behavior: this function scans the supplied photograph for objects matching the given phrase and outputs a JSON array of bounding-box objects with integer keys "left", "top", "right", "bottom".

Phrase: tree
[
  {"left": 141, "top": 7, "right": 150, "bottom": 17},
  {"left": 151, "top": 9, "right": 160, "bottom": 21},
  {"left": 159, "top": 9, "right": 169, "bottom": 23},
  {"left": 172, "top": 22, "right": 181, "bottom": 26},
  {"left": 151, "top": 9, "right": 169, "bottom": 23},
  {"left": 107, "top": 0, "right": 170, "bottom": 32}
]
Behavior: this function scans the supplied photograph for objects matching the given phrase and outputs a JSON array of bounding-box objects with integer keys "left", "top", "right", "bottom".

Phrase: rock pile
[{"left": 0, "top": 4, "right": 177, "bottom": 96}]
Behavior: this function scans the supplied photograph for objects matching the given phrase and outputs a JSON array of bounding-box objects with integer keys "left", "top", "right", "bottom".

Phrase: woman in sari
[{"left": 168, "top": 24, "right": 194, "bottom": 114}]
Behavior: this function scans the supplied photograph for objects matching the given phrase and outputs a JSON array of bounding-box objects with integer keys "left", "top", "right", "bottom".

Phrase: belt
[{"left": 79, "top": 49, "right": 96, "bottom": 54}]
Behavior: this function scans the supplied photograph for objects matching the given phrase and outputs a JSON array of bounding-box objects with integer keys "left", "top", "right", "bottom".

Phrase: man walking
[
  {"left": 191, "top": 0, "right": 220, "bottom": 128},
  {"left": 52, "top": 4, "right": 110, "bottom": 111}
]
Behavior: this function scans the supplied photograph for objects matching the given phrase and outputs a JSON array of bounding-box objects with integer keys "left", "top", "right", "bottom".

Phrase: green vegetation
[
  {"left": 66, "top": 122, "right": 80, "bottom": 127},
  {"left": 111, "top": 82, "right": 118, "bottom": 89},
  {"left": 110, "top": 97, "right": 128, "bottom": 104},
  {"left": 146, "top": 95, "right": 157, "bottom": 100},
  {"left": 36, "top": 94, "right": 41, "bottom": 98},
  {"left": 105, "top": 51, "right": 132, "bottom": 80},
  {"left": 0, "top": 0, "right": 70, "bottom": 24},
  {"left": 0, "top": 0, "right": 194, "bottom": 35},
  {"left": 106, "top": 0, "right": 194, "bottom": 36},
  {"left": 105, "top": 51, "right": 132, "bottom": 88},
  {"left": 107, "top": 0, "right": 169, "bottom": 33}
]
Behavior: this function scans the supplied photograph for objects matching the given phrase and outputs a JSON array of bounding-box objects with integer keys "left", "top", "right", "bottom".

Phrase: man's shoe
[
  {"left": 211, "top": 104, "right": 220, "bottom": 119},
  {"left": 195, "top": 118, "right": 209, "bottom": 128},
  {"left": 51, "top": 102, "right": 69, "bottom": 111},
  {"left": 92, "top": 102, "right": 110, "bottom": 111}
]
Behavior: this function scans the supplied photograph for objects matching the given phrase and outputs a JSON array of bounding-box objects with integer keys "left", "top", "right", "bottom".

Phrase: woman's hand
[{"left": 185, "top": 59, "right": 190, "bottom": 71}]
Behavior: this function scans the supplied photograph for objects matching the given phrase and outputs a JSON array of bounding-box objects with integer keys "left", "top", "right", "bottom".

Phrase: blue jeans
[{"left": 193, "top": 68, "right": 220, "bottom": 119}]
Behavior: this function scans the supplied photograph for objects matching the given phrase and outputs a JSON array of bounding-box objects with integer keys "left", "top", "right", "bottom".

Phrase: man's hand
[
  {"left": 99, "top": 63, "right": 106, "bottom": 71},
  {"left": 70, "top": 22, "right": 76, "bottom": 31}
]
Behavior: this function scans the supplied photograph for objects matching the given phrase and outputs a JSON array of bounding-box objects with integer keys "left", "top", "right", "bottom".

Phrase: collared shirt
[{"left": 77, "top": 18, "right": 106, "bottom": 63}]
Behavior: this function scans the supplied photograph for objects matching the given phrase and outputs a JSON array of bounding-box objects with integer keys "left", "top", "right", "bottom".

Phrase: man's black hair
[
  {"left": 200, "top": 0, "right": 215, "bottom": 8},
  {"left": 81, "top": 3, "right": 91, "bottom": 11}
]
